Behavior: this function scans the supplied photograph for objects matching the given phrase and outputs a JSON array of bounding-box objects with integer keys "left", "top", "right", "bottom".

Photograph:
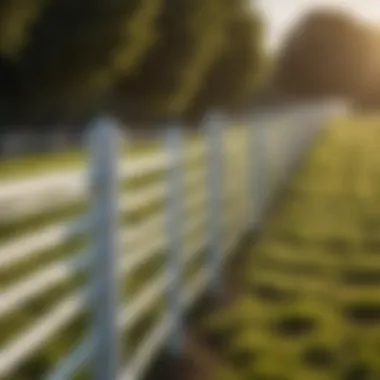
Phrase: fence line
[
  {"left": 0, "top": 102, "right": 345, "bottom": 380},
  {"left": 88, "top": 118, "right": 120, "bottom": 380}
]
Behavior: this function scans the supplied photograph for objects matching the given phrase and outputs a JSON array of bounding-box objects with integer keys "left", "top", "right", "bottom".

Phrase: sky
[{"left": 255, "top": 0, "right": 380, "bottom": 51}]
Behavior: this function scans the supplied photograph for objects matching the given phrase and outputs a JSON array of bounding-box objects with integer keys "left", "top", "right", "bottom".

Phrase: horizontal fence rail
[{"left": 0, "top": 102, "right": 346, "bottom": 380}]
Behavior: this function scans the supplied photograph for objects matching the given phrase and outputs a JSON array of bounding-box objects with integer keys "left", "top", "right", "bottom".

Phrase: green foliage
[
  {"left": 0, "top": 0, "right": 47, "bottom": 58},
  {"left": 186, "top": 4, "right": 266, "bottom": 120},
  {"left": 19, "top": 0, "right": 163, "bottom": 122},
  {"left": 117, "top": 0, "right": 232, "bottom": 121},
  {"left": 0, "top": 0, "right": 264, "bottom": 125},
  {"left": 0, "top": 0, "right": 46, "bottom": 119}
]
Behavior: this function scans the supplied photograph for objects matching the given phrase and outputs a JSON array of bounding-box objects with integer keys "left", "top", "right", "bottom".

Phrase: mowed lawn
[{"left": 203, "top": 117, "right": 380, "bottom": 380}]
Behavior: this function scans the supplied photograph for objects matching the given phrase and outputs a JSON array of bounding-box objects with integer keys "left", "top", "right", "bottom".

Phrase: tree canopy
[
  {"left": 185, "top": 2, "right": 266, "bottom": 122},
  {"left": 0, "top": 0, "right": 265, "bottom": 127},
  {"left": 0, "top": 0, "right": 47, "bottom": 58},
  {"left": 20, "top": 0, "right": 163, "bottom": 123},
  {"left": 114, "top": 0, "right": 266, "bottom": 124},
  {"left": 275, "top": 9, "right": 378, "bottom": 100}
]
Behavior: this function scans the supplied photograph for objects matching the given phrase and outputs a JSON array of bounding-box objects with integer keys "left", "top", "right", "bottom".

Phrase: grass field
[
  {"left": 202, "top": 117, "right": 380, "bottom": 380},
  {"left": 0, "top": 139, "right": 161, "bottom": 180}
]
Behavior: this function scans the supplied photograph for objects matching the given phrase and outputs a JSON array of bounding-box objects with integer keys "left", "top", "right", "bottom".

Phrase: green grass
[
  {"left": 202, "top": 117, "right": 380, "bottom": 380},
  {"left": 0, "top": 150, "right": 83, "bottom": 179},
  {"left": 0, "top": 140, "right": 161, "bottom": 180}
]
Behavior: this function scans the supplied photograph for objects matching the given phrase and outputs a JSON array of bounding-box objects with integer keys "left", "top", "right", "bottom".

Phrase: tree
[
  {"left": 116, "top": 0, "right": 265, "bottom": 123},
  {"left": 0, "top": 0, "right": 47, "bottom": 59},
  {"left": 0, "top": 0, "right": 47, "bottom": 124},
  {"left": 19, "top": 0, "right": 163, "bottom": 124},
  {"left": 0, "top": 0, "right": 265, "bottom": 127},
  {"left": 115, "top": 0, "right": 228, "bottom": 122},
  {"left": 275, "top": 9, "right": 377, "bottom": 99},
  {"left": 185, "top": 3, "right": 266, "bottom": 121}
]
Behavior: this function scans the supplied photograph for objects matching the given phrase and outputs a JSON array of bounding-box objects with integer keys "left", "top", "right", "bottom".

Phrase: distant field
[{"left": 203, "top": 117, "right": 380, "bottom": 379}]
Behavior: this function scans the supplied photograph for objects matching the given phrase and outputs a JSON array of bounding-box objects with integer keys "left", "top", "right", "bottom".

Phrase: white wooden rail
[{"left": 0, "top": 102, "right": 346, "bottom": 380}]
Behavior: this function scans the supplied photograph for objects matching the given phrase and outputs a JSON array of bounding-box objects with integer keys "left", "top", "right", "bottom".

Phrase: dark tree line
[{"left": 0, "top": 0, "right": 266, "bottom": 129}]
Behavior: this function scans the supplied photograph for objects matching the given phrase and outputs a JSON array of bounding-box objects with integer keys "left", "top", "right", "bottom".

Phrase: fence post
[
  {"left": 87, "top": 117, "right": 121, "bottom": 380},
  {"left": 248, "top": 117, "right": 267, "bottom": 232},
  {"left": 205, "top": 114, "right": 224, "bottom": 298},
  {"left": 164, "top": 124, "right": 185, "bottom": 356}
]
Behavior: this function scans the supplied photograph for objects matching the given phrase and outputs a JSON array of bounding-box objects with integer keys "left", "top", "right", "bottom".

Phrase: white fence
[{"left": 0, "top": 103, "right": 345, "bottom": 380}]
